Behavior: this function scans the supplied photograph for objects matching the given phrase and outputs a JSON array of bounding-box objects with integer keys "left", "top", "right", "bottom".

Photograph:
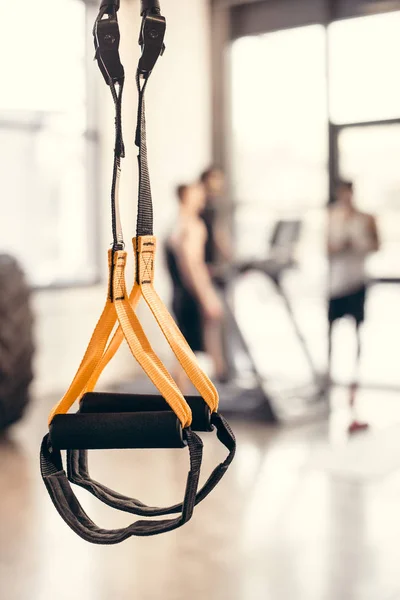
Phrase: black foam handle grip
[
  {"left": 49, "top": 412, "right": 185, "bottom": 450},
  {"left": 141, "top": 0, "right": 160, "bottom": 15},
  {"left": 80, "top": 392, "right": 213, "bottom": 432}
]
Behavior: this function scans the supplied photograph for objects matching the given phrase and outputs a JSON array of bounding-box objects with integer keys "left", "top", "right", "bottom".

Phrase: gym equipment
[
  {"left": 40, "top": 0, "right": 235, "bottom": 544},
  {"left": 215, "top": 220, "right": 324, "bottom": 422},
  {"left": 164, "top": 240, "right": 277, "bottom": 421},
  {"left": 0, "top": 255, "right": 34, "bottom": 431},
  {"left": 238, "top": 220, "right": 320, "bottom": 386}
]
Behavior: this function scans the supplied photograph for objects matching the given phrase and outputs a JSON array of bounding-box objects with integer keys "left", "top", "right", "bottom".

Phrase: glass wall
[
  {"left": 230, "top": 10, "right": 400, "bottom": 387},
  {"left": 329, "top": 12, "right": 400, "bottom": 125},
  {"left": 330, "top": 12, "right": 400, "bottom": 280},
  {"left": 231, "top": 25, "right": 328, "bottom": 255},
  {"left": 0, "top": 0, "right": 98, "bottom": 286},
  {"left": 231, "top": 11, "right": 400, "bottom": 277}
]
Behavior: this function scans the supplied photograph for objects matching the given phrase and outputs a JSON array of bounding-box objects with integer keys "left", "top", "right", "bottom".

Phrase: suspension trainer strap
[
  {"left": 47, "top": 254, "right": 117, "bottom": 425},
  {"left": 82, "top": 238, "right": 219, "bottom": 414},
  {"left": 135, "top": 75, "right": 152, "bottom": 237},
  {"left": 94, "top": 1, "right": 125, "bottom": 252},
  {"left": 40, "top": 427, "right": 203, "bottom": 544},
  {"left": 135, "top": 5, "right": 166, "bottom": 239},
  {"left": 81, "top": 4, "right": 218, "bottom": 412},
  {"left": 135, "top": 237, "right": 219, "bottom": 412},
  {"left": 109, "top": 251, "right": 192, "bottom": 428},
  {"left": 48, "top": 251, "right": 192, "bottom": 429},
  {"left": 67, "top": 412, "right": 235, "bottom": 518},
  {"left": 40, "top": 0, "right": 236, "bottom": 544}
]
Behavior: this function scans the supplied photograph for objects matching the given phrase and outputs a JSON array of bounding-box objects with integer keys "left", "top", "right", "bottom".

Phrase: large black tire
[{"left": 0, "top": 255, "right": 34, "bottom": 431}]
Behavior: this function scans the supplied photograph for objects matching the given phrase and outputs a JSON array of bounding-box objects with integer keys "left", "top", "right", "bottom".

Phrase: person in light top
[{"left": 327, "top": 180, "right": 380, "bottom": 433}]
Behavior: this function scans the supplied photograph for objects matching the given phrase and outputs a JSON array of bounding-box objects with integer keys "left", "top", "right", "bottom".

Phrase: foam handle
[
  {"left": 49, "top": 412, "right": 185, "bottom": 450},
  {"left": 80, "top": 392, "right": 213, "bottom": 432}
]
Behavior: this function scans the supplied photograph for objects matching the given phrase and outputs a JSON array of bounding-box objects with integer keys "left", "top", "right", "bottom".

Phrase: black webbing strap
[
  {"left": 40, "top": 428, "right": 203, "bottom": 544},
  {"left": 134, "top": 3, "right": 166, "bottom": 244},
  {"left": 93, "top": 0, "right": 126, "bottom": 296},
  {"left": 94, "top": 0, "right": 125, "bottom": 252},
  {"left": 135, "top": 74, "right": 152, "bottom": 238},
  {"left": 66, "top": 413, "right": 236, "bottom": 517},
  {"left": 110, "top": 81, "right": 125, "bottom": 252}
]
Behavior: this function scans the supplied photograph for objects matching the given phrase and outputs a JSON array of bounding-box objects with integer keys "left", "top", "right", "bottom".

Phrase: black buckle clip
[
  {"left": 138, "top": 12, "right": 166, "bottom": 77},
  {"left": 94, "top": 15, "right": 125, "bottom": 85}
]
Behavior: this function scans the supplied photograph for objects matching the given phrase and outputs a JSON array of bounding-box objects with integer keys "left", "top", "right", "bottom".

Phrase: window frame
[{"left": 0, "top": 0, "right": 102, "bottom": 291}]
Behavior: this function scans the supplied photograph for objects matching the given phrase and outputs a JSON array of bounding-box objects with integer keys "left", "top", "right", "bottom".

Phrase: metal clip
[
  {"left": 138, "top": 12, "right": 166, "bottom": 77},
  {"left": 94, "top": 16, "right": 125, "bottom": 85}
]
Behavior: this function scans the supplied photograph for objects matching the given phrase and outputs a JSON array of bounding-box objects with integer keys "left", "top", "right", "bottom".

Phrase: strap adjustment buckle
[
  {"left": 94, "top": 16, "right": 125, "bottom": 85},
  {"left": 138, "top": 12, "right": 166, "bottom": 77}
]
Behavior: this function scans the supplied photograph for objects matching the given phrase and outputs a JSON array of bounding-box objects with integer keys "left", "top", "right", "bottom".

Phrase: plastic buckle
[
  {"left": 94, "top": 16, "right": 125, "bottom": 85},
  {"left": 138, "top": 12, "right": 166, "bottom": 77}
]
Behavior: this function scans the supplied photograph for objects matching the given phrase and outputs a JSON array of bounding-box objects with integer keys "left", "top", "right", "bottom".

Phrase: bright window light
[
  {"left": 329, "top": 11, "right": 400, "bottom": 124},
  {"left": 0, "top": 0, "right": 97, "bottom": 286}
]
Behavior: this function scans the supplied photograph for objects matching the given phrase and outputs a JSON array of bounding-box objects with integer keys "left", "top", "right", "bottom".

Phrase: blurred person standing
[
  {"left": 327, "top": 181, "right": 380, "bottom": 432},
  {"left": 200, "top": 167, "right": 233, "bottom": 276},
  {"left": 166, "top": 183, "right": 227, "bottom": 391}
]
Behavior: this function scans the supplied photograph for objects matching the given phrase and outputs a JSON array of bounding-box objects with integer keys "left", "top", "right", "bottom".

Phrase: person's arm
[
  {"left": 351, "top": 214, "right": 380, "bottom": 254},
  {"left": 367, "top": 215, "right": 380, "bottom": 252},
  {"left": 179, "top": 222, "right": 223, "bottom": 320}
]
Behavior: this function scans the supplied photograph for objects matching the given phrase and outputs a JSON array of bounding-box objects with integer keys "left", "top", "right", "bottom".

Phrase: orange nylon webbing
[
  {"left": 48, "top": 250, "right": 192, "bottom": 428},
  {"left": 83, "top": 237, "right": 219, "bottom": 414},
  {"left": 47, "top": 252, "right": 118, "bottom": 425},
  {"left": 135, "top": 236, "right": 219, "bottom": 413},
  {"left": 83, "top": 285, "right": 141, "bottom": 395},
  {"left": 111, "top": 250, "right": 191, "bottom": 427}
]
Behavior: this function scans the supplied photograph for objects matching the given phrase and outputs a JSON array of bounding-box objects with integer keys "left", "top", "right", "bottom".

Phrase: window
[
  {"left": 329, "top": 11, "right": 400, "bottom": 124},
  {"left": 0, "top": 0, "right": 98, "bottom": 286},
  {"left": 230, "top": 25, "right": 328, "bottom": 261}
]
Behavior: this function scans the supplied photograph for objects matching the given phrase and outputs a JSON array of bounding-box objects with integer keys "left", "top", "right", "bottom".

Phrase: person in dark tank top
[{"left": 166, "top": 183, "right": 228, "bottom": 391}]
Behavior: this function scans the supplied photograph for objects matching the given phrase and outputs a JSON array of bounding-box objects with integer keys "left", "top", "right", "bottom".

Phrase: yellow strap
[
  {"left": 84, "top": 237, "right": 219, "bottom": 414},
  {"left": 48, "top": 253, "right": 118, "bottom": 425},
  {"left": 111, "top": 250, "right": 192, "bottom": 428},
  {"left": 48, "top": 251, "right": 191, "bottom": 428},
  {"left": 135, "top": 236, "right": 219, "bottom": 413},
  {"left": 48, "top": 231, "right": 218, "bottom": 426},
  {"left": 83, "top": 284, "right": 141, "bottom": 394}
]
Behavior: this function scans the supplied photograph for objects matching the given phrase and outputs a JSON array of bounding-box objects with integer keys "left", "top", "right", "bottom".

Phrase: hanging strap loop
[
  {"left": 135, "top": 237, "right": 219, "bottom": 412},
  {"left": 82, "top": 239, "right": 219, "bottom": 415},
  {"left": 40, "top": 428, "right": 203, "bottom": 544},
  {"left": 48, "top": 251, "right": 192, "bottom": 429},
  {"left": 41, "top": 0, "right": 235, "bottom": 544},
  {"left": 67, "top": 411, "right": 235, "bottom": 519}
]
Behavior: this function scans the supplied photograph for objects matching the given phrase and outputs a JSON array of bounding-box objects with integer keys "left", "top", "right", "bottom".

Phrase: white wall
[{"left": 32, "top": 0, "right": 212, "bottom": 396}]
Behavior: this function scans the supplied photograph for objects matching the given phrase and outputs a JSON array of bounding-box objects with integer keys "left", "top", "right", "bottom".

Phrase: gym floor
[
  {"left": 1, "top": 388, "right": 400, "bottom": 600},
  {"left": 1, "top": 283, "right": 400, "bottom": 600}
]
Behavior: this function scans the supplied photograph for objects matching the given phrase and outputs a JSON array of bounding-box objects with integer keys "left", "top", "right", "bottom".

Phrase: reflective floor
[{"left": 1, "top": 384, "right": 400, "bottom": 600}]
